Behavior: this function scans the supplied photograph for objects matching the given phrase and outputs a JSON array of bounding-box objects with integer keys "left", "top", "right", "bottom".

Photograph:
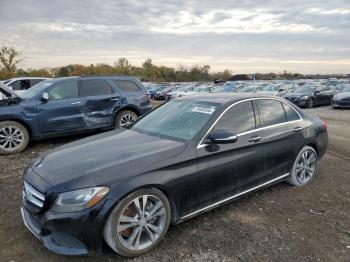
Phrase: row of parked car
[
  {"left": 144, "top": 79, "right": 350, "bottom": 109},
  {"left": 0, "top": 75, "right": 349, "bottom": 155}
]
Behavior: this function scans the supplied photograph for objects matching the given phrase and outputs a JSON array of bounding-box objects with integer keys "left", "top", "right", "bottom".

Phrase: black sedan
[
  {"left": 21, "top": 94, "right": 328, "bottom": 257},
  {"left": 332, "top": 86, "right": 350, "bottom": 108},
  {"left": 284, "top": 84, "right": 334, "bottom": 108}
]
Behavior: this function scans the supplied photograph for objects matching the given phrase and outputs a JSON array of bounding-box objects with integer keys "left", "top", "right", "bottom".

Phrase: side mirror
[
  {"left": 279, "top": 88, "right": 284, "bottom": 92},
  {"left": 314, "top": 90, "right": 320, "bottom": 94},
  {"left": 42, "top": 92, "right": 49, "bottom": 101},
  {"left": 207, "top": 129, "right": 237, "bottom": 144}
]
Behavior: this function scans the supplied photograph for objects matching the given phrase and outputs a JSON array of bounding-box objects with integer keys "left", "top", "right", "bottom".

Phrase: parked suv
[{"left": 0, "top": 75, "right": 152, "bottom": 154}]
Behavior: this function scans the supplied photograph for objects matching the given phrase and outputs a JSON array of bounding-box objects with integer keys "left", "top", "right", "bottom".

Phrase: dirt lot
[{"left": 0, "top": 105, "right": 349, "bottom": 262}]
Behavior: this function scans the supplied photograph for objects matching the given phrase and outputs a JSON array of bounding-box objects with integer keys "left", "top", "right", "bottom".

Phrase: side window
[
  {"left": 214, "top": 101, "right": 256, "bottom": 134},
  {"left": 49, "top": 81, "right": 79, "bottom": 100},
  {"left": 112, "top": 80, "right": 141, "bottom": 92},
  {"left": 80, "top": 79, "right": 113, "bottom": 96},
  {"left": 257, "top": 99, "right": 287, "bottom": 126},
  {"left": 282, "top": 103, "right": 300, "bottom": 121},
  {"left": 9, "top": 81, "right": 21, "bottom": 91},
  {"left": 20, "top": 80, "right": 31, "bottom": 90},
  {"left": 30, "top": 79, "right": 45, "bottom": 87}
]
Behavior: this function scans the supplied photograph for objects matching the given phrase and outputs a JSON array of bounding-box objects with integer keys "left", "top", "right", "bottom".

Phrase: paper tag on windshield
[{"left": 192, "top": 105, "right": 216, "bottom": 115}]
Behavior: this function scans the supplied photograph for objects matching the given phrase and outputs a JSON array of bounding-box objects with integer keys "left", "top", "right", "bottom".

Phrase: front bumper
[
  {"left": 21, "top": 199, "right": 115, "bottom": 256},
  {"left": 331, "top": 99, "right": 350, "bottom": 108},
  {"left": 284, "top": 97, "right": 308, "bottom": 107}
]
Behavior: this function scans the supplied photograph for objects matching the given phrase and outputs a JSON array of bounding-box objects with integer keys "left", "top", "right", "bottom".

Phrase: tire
[
  {"left": 0, "top": 121, "right": 29, "bottom": 155},
  {"left": 288, "top": 146, "right": 318, "bottom": 186},
  {"left": 103, "top": 188, "right": 171, "bottom": 257},
  {"left": 307, "top": 98, "right": 314, "bottom": 108},
  {"left": 114, "top": 110, "right": 138, "bottom": 128}
]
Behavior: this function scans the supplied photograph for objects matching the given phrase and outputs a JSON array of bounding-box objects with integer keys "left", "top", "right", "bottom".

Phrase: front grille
[
  {"left": 23, "top": 181, "right": 45, "bottom": 209},
  {"left": 286, "top": 97, "right": 297, "bottom": 102}
]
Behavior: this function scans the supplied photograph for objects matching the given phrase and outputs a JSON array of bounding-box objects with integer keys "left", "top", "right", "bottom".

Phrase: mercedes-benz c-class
[{"left": 21, "top": 94, "right": 328, "bottom": 257}]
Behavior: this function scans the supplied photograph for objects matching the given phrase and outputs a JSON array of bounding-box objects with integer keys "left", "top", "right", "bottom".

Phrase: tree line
[{"left": 0, "top": 46, "right": 348, "bottom": 82}]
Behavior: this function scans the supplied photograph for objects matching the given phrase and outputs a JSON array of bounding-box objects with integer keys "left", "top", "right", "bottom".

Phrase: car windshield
[
  {"left": 263, "top": 84, "right": 280, "bottom": 91},
  {"left": 210, "top": 86, "right": 224, "bottom": 93},
  {"left": 21, "top": 80, "right": 55, "bottom": 99},
  {"left": 342, "top": 86, "right": 350, "bottom": 92},
  {"left": 240, "top": 86, "right": 255, "bottom": 92},
  {"left": 294, "top": 85, "right": 317, "bottom": 93},
  {"left": 132, "top": 100, "right": 219, "bottom": 141}
]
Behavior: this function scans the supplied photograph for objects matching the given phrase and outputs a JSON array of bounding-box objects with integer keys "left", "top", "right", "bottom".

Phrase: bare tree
[{"left": 0, "top": 47, "right": 22, "bottom": 76}]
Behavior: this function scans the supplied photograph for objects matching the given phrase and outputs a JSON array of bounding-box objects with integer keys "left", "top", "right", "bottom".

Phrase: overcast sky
[{"left": 0, "top": 0, "right": 349, "bottom": 74}]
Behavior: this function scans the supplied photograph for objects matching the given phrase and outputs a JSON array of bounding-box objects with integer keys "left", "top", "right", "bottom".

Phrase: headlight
[
  {"left": 299, "top": 95, "right": 309, "bottom": 100},
  {"left": 52, "top": 187, "right": 109, "bottom": 212}
]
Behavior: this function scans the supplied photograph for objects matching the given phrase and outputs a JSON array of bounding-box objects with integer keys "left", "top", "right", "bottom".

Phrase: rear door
[
  {"left": 255, "top": 99, "right": 304, "bottom": 181},
  {"left": 110, "top": 79, "right": 150, "bottom": 108},
  {"left": 37, "top": 79, "right": 86, "bottom": 134},
  {"left": 196, "top": 100, "right": 266, "bottom": 207},
  {"left": 79, "top": 79, "right": 121, "bottom": 129}
]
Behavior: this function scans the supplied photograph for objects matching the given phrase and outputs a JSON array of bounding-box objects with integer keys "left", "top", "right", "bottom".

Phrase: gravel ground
[{"left": 0, "top": 105, "right": 349, "bottom": 262}]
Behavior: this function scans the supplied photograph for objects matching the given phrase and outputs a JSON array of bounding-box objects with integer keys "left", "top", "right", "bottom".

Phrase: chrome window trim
[
  {"left": 181, "top": 173, "right": 290, "bottom": 220},
  {"left": 197, "top": 97, "right": 302, "bottom": 149}
]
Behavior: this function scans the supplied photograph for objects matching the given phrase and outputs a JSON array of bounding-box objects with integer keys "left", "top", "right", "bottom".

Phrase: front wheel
[
  {"left": 288, "top": 146, "right": 318, "bottom": 186},
  {"left": 0, "top": 121, "right": 29, "bottom": 155},
  {"left": 103, "top": 188, "right": 171, "bottom": 257},
  {"left": 114, "top": 110, "right": 138, "bottom": 128},
  {"left": 307, "top": 98, "right": 314, "bottom": 108}
]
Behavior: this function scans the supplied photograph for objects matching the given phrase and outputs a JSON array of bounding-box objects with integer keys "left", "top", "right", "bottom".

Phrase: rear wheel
[
  {"left": 0, "top": 121, "right": 29, "bottom": 155},
  {"left": 288, "top": 146, "right": 318, "bottom": 186},
  {"left": 103, "top": 188, "right": 171, "bottom": 257},
  {"left": 114, "top": 110, "right": 138, "bottom": 128}
]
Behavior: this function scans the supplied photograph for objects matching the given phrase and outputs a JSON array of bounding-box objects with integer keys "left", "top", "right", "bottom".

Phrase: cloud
[{"left": 0, "top": 0, "right": 349, "bottom": 73}]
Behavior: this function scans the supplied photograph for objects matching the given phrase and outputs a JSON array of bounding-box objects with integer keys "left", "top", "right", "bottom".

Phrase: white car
[{"left": 0, "top": 77, "right": 49, "bottom": 99}]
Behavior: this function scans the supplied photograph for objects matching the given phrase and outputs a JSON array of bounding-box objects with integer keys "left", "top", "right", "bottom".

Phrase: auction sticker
[{"left": 192, "top": 105, "right": 216, "bottom": 114}]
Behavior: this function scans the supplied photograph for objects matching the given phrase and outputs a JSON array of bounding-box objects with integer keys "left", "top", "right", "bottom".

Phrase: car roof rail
[{"left": 80, "top": 74, "right": 129, "bottom": 77}]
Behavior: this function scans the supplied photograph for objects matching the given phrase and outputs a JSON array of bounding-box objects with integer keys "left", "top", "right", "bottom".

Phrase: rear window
[
  {"left": 257, "top": 99, "right": 287, "bottom": 126},
  {"left": 282, "top": 104, "right": 300, "bottom": 121},
  {"left": 80, "top": 79, "right": 113, "bottom": 96},
  {"left": 112, "top": 80, "right": 141, "bottom": 92}
]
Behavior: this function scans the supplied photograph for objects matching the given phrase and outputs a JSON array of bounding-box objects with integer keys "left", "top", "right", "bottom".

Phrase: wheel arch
[
  {"left": 106, "top": 183, "right": 178, "bottom": 225},
  {"left": 0, "top": 117, "right": 34, "bottom": 137},
  {"left": 115, "top": 106, "right": 141, "bottom": 118},
  {"left": 306, "top": 142, "right": 318, "bottom": 155}
]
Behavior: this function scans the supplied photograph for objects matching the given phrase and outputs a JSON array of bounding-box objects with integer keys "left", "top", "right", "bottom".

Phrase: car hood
[
  {"left": 333, "top": 92, "right": 350, "bottom": 100},
  {"left": 258, "top": 91, "right": 278, "bottom": 95},
  {"left": 31, "top": 129, "right": 186, "bottom": 191},
  {"left": 285, "top": 92, "right": 311, "bottom": 98}
]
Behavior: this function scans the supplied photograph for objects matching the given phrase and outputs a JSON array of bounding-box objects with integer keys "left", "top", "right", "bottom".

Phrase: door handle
[
  {"left": 293, "top": 127, "right": 303, "bottom": 132},
  {"left": 71, "top": 102, "right": 81, "bottom": 105},
  {"left": 248, "top": 136, "right": 262, "bottom": 143}
]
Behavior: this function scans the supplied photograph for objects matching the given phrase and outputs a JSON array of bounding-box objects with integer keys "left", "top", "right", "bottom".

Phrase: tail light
[{"left": 321, "top": 121, "right": 327, "bottom": 130}]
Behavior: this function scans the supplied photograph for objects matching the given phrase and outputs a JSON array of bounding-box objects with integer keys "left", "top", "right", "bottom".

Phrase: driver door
[
  {"left": 196, "top": 101, "right": 266, "bottom": 208},
  {"left": 37, "top": 80, "right": 86, "bottom": 134}
]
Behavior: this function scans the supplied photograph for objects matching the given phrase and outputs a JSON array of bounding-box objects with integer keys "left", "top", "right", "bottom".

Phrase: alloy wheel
[
  {"left": 0, "top": 126, "right": 25, "bottom": 151},
  {"left": 120, "top": 114, "right": 136, "bottom": 127},
  {"left": 116, "top": 195, "right": 167, "bottom": 251},
  {"left": 295, "top": 149, "right": 317, "bottom": 184}
]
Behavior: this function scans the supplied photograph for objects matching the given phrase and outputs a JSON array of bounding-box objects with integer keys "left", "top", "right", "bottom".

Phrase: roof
[
  {"left": 176, "top": 92, "right": 280, "bottom": 104},
  {"left": 6, "top": 77, "right": 50, "bottom": 82}
]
